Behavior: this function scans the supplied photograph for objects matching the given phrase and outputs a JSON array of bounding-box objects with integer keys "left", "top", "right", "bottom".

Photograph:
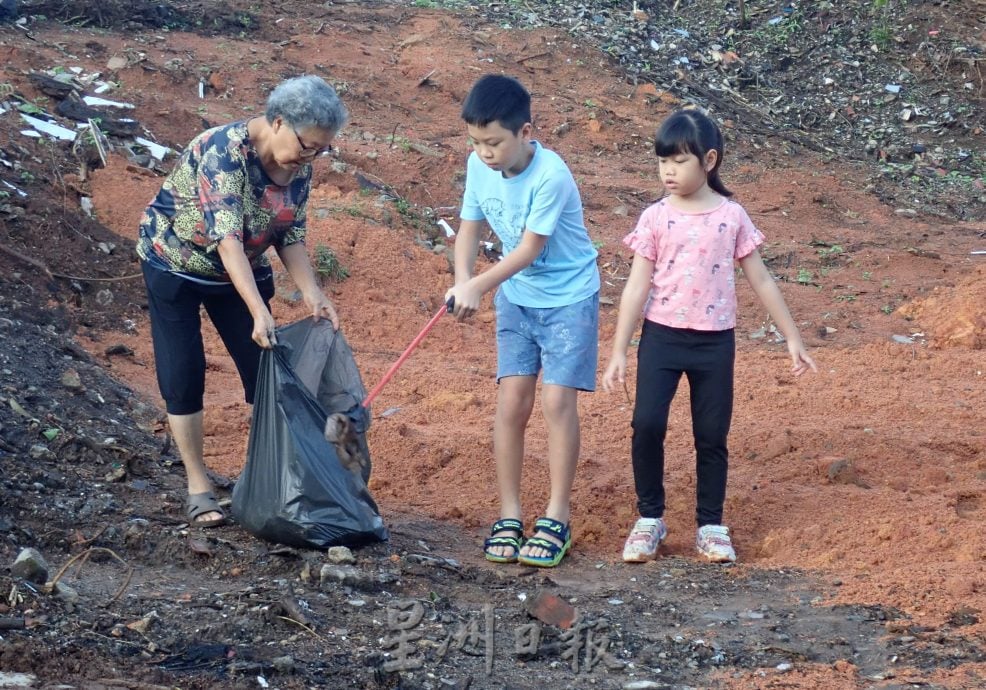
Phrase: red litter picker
[{"left": 324, "top": 298, "right": 454, "bottom": 473}]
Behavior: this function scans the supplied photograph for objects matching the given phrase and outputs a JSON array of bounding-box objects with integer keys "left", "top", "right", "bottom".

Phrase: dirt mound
[
  {"left": 899, "top": 264, "right": 986, "bottom": 348},
  {"left": 22, "top": 0, "right": 261, "bottom": 35}
]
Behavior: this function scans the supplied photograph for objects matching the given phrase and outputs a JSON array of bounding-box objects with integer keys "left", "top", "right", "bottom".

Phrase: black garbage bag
[{"left": 232, "top": 318, "right": 388, "bottom": 549}]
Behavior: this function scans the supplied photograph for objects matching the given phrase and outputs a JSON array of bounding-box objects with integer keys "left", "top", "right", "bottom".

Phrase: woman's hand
[
  {"left": 304, "top": 289, "right": 340, "bottom": 330},
  {"left": 601, "top": 353, "right": 628, "bottom": 394},
  {"left": 252, "top": 309, "right": 278, "bottom": 349}
]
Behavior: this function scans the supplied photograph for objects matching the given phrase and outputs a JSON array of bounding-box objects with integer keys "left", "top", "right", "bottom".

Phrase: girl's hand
[
  {"left": 602, "top": 353, "right": 628, "bottom": 393},
  {"left": 788, "top": 341, "right": 818, "bottom": 377},
  {"left": 252, "top": 310, "right": 278, "bottom": 349},
  {"left": 444, "top": 280, "right": 482, "bottom": 321},
  {"left": 305, "top": 289, "right": 340, "bottom": 330}
]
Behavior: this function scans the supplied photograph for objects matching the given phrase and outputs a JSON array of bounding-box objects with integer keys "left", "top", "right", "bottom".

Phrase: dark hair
[
  {"left": 654, "top": 109, "right": 732, "bottom": 197},
  {"left": 461, "top": 74, "right": 531, "bottom": 134}
]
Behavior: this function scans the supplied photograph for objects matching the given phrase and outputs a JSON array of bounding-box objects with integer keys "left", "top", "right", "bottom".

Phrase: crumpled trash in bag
[{"left": 232, "top": 318, "right": 388, "bottom": 549}]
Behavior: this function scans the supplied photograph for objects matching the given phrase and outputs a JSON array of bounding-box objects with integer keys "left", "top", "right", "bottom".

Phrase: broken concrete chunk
[{"left": 11, "top": 547, "right": 49, "bottom": 584}]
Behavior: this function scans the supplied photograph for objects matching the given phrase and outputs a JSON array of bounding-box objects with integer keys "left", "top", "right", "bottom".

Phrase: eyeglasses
[{"left": 291, "top": 126, "right": 333, "bottom": 159}]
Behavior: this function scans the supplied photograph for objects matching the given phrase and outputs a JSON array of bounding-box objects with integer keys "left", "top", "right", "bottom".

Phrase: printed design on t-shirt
[
  {"left": 136, "top": 121, "right": 309, "bottom": 278},
  {"left": 480, "top": 197, "right": 550, "bottom": 272}
]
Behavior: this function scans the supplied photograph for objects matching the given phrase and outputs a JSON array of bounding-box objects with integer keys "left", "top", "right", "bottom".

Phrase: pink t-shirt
[{"left": 623, "top": 197, "right": 764, "bottom": 331}]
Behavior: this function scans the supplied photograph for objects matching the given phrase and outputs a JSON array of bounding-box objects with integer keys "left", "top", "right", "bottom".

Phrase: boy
[{"left": 445, "top": 75, "right": 600, "bottom": 568}]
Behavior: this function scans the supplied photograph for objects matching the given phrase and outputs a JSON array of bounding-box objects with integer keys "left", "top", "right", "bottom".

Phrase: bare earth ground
[{"left": 1, "top": 1, "right": 985, "bottom": 688}]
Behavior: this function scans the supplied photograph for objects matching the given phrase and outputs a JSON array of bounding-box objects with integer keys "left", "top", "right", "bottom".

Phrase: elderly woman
[{"left": 136, "top": 75, "right": 347, "bottom": 526}]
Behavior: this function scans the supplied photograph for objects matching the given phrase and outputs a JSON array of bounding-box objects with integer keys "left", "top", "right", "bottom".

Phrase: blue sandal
[
  {"left": 484, "top": 518, "right": 525, "bottom": 563},
  {"left": 517, "top": 517, "right": 571, "bottom": 568}
]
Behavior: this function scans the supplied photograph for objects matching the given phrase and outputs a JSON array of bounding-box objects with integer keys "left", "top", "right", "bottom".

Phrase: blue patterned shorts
[{"left": 494, "top": 290, "right": 599, "bottom": 391}]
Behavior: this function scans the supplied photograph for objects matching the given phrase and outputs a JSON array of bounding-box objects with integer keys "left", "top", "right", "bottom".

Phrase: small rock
[
  {"left": 12, "top": 547, "right": 49, "bottom": 584},
  {"left": 826, "top": 458, "right": 870, "bottom": 488},
  {"left": 272, "top": 655, "right": 294, "bottom": 674},
  {"left": 319, "top": 564, "right": 372, "bottom": 589},
  {"left": 0, "top": 673, "right": 36, "bottom": 688},
  {"left": 53, "top": 581, "right": 80, "bottom": 605},
  {"left": 325, "top": 546, "right": 356, "bottom": 565},
  {"left": 60, "top": 368, "right": 83, "bottom": 390},
  {"left": 29, "top": 444, "right": 54, "bottom": 461}
]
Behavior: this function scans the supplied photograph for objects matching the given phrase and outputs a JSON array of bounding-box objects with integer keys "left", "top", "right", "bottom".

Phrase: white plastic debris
[
  {"left": 82, "top": 96, "right": 134, "bottom": 109},
  {"left": 2, "top": 181, "right": 27, "bottom": 197},
  {"left": 134, "top": 137, "right": 171, "bottom": 161},
  {"left": 650, "top": 39, "right": 660, "bottom": 51},
  {"left": 19, "top": 113, "right": 77, "bottom": 141},
  {"left": 885, "top": 84, "right": 902, "bottom": 94},
  {"left": 436, "top": 219, "right": 456, "bottom": 237}
]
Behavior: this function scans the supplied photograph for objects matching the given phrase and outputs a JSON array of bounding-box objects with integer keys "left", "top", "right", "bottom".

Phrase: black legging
[
  {"left": 142, "top": 261, "right": 274, "bottom": 415},
  {"left": 630, "top": 319, "right": 735, "bottom": 527}
]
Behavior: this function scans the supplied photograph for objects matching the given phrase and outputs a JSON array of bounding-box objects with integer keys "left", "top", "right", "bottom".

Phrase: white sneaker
[
  {"left": 696, "top": 525, "right": 736, "bottom": 563},
  {"left": 622, "top": 517, "right": 667, "bottom": 563}
]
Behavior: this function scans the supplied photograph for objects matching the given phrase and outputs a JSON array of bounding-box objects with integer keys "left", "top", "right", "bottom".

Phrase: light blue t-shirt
[{"left": 460, "top": 141, "right": 600, "bottom": 308}]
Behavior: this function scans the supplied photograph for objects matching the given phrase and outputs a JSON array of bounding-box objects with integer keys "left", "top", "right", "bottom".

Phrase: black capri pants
[
  {"left": 141, "top": 261, "right": 275, "bottom": 416},
  {"left": 631, "top": 319, "right": 735, "bottom": 527}
]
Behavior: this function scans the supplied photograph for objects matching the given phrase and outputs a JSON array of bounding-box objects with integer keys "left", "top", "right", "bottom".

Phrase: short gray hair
[{"left": 265, "top": 75, "right": 348, "bottom": 133}]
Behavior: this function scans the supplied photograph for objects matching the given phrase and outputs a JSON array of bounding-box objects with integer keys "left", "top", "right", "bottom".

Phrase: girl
[{"left": 601, "top": 109, "right": 816, "bottom": 563}]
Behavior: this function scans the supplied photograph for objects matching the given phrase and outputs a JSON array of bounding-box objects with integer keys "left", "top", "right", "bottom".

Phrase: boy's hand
[
  {"left": 788, "top": 341, "right": 817, "bottom": 377},
  {"left": 601, "top": 353, "right": 627, "bottom": 393},
  {"left": 444, "top": 281, "right": 482, "bottom": 321}
]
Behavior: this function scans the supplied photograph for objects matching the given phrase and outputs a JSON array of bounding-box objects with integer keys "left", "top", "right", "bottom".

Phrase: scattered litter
[
  {"left": 884, "top": 84, "right": 902, "bottom": 94},
  {"left": 891, "top": 335, "right": 913, "bottom": 344},
  {"left": 1, "top": 181, "right": 27, "bottom": 197},
  {"left": 650, "top": 39, "right": 660, "bottom": 51},
  {"left": 198, "top": 81, "right": 205, "bottom": 99},
  {"left": 134, "top": 137, "right": 172, "bottom": 161},
  {"left": 19, "top": 113, "right": 76, "bottom": 141},
  {"left": 379, "top": 406, "right": 401, "bottom": 419},
  {"left": 971, "top": 250, "right": 986, "bottom": 256},
  {"left": 436, "top": 219, "right": 455, "bottom": 237},
  {"left": 82, "top": 96, "right": 134, "bottom": 109}
]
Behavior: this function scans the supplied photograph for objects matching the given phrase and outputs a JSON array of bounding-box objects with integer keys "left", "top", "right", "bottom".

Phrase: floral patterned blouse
[{"left": 136, "top": 120, "right": 309, "bottom": 280}]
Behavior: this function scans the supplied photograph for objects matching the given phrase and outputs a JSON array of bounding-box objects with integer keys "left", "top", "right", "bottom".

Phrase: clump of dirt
[{"left": 897, "top": 263, "right": 986, "bottom": 349}]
